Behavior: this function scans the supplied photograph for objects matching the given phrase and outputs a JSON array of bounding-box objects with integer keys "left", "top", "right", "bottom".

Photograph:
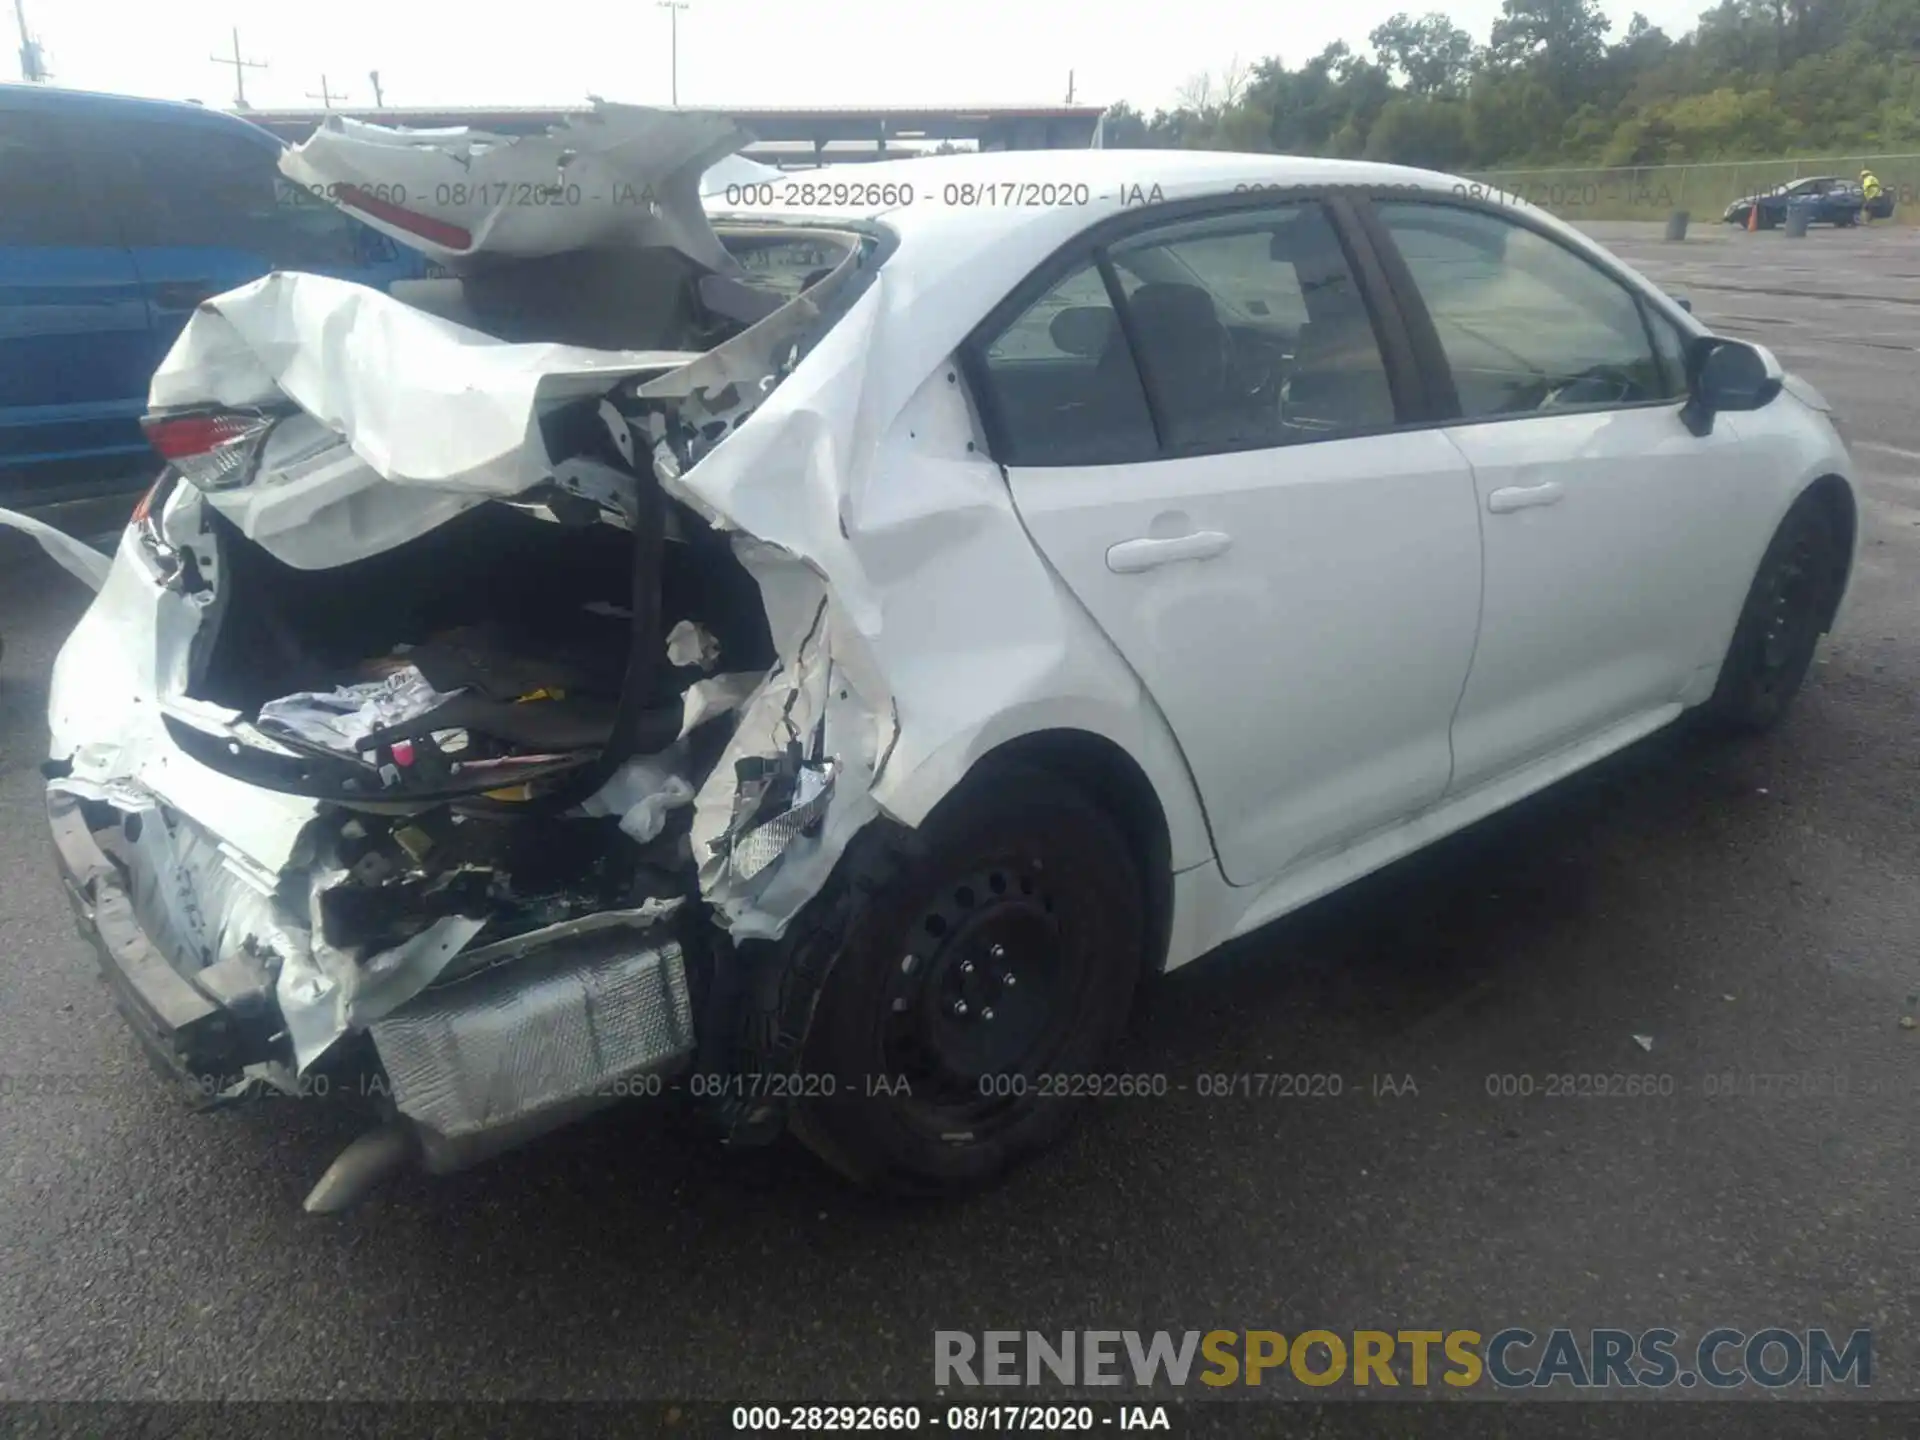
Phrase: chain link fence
[{"left": 1460, "top": 153, "right": 1920, "bottom": 224}]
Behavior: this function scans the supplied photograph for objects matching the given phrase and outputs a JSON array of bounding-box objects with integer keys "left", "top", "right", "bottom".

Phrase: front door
[{"left": 1368, "top": 198, "right": 1753, "bottom": 794}]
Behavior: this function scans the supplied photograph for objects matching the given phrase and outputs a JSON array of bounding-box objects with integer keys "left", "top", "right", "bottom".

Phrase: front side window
[
  {"left": 1375, "top": 201, "right": 1669, "bottom": 419},
  {"left": 975, "top": 259, "right": 1157, "bottom": 466},
  {"left": 123, "top": 123, "right": 361, "bottom": 268},
  {"left": 1105, "top": 202, "right": 1397, "bottom": 450}
]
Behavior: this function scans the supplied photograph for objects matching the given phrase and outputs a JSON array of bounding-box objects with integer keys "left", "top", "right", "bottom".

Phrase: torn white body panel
[
  {"left": 282, "top": 104, "right": 751, "bottom": 275},
  {"left": 44, "top": 514, "right": 318, "bottom": 876},
  {"left": 8, "top": 150, "right": 1253, "bottom": 1084},
  {"left": 196, "top": 414, "right": 489, "bottom": 571},
  {"left": 0, "top": 505, "right": 112, "bottom": 589},
  {"left": 150, "top": 270, "right": 697, "bottom": 501}
]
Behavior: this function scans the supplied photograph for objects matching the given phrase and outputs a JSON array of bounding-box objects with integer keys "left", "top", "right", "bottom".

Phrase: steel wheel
[{"left": 787, "top": 765, "right": 1145, "bottom": 1191}]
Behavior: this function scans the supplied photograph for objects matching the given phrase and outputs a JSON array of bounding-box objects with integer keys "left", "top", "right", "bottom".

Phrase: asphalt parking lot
[{"left": 0, "top": 218, "right": 1915, "bottom": 1407}]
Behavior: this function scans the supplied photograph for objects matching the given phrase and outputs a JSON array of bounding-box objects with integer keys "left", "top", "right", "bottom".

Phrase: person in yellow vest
[{"left": 1860, "top": 169, "right": 1884, "bottom": 223}]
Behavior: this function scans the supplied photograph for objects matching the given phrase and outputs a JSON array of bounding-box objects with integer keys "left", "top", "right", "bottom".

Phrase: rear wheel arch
[
  {"left": 777, "top": 752, "right": 1154, "bottom": 1189},
  {"left": 704, "top": 728, "right": 1174, "bottom": 1155},
  {"left": 966, "top": 728, "right": 1175, "bottom": 977}
]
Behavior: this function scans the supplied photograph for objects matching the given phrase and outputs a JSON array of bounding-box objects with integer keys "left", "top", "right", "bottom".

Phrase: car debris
[
  {"left": 2, "top": 124, "right": 1864, "bottom": 1209},
  {"left": 5, "top": 104, "right": 912, "bottom": 1206}
]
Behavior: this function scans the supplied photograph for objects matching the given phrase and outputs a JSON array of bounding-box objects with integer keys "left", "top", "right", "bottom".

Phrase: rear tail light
[{"left": 140, "top": 409, "right": 277, "bottom": 491}]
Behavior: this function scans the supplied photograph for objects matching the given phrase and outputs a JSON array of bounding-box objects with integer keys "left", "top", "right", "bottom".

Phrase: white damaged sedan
[{"left": 6, "top": 108, "right": 1859, "bottom": 1209}]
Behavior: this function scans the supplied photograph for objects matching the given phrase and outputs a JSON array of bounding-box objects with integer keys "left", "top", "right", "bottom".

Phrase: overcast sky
[{"left": 27, "top": 0, "right": 1717, "bottom": 116}]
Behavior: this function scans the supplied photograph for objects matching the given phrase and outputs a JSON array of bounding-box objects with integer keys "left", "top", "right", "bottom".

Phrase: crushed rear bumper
[
  {"left": 46, "top": 785, "right": 700, "bottom": 1196},
  {"left": 46, "top": 789, "right": 253, "bottom": 1105}
]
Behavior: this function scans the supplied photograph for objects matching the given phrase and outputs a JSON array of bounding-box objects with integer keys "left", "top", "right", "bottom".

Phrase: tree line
[{"left": 1100, "top": 0, "right": 1920, "bottom": 169}]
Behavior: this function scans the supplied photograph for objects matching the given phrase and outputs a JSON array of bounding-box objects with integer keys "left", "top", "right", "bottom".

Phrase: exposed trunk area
[
  {"left": 196, "top": 500, "right": 638, "bottom": 716},
  {"left": 172, "top": 465, "right": 775, "bottom": 957}
]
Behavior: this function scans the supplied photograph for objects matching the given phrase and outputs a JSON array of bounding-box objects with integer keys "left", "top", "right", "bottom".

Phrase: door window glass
[
  {"left": 1376, "top": 201, "right": 1668, "bottom": 418},
  {"left": 1106, "top": 202, "right": 1396, "bottom": 449},
  {"left": 975, "top": 259, "right": 1157, "bottom": 466},
  {"left": 122, "top": 122, "right": 362, "bottom": 267}
]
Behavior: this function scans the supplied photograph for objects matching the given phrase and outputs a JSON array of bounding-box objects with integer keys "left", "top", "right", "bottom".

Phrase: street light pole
[
  {"left": 210, "top": 26, "right": 267, "bottom": 109},
  {"left": 657, "top": 0, "right": 688, "bottom": 107},
  {"left": 14, "top": 0, "right": 47, "bottom": 82}
]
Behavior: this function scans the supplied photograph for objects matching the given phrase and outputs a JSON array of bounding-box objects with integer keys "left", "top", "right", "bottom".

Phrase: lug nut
[
  {"left": 960, "top": 959, "right": 974, "bottom": 975},
  {"left": 981, "top": 1007, "right": 995, "bottom": 1021},
  {"left": 1003, "top": 973, "right": 1017, "bottom": 988},
  {"left": 989, "top": 944, "right": 1006, "bottom": 960},
  {"left": 951, "top": 999, "right": 969, "bottom": 1017}
]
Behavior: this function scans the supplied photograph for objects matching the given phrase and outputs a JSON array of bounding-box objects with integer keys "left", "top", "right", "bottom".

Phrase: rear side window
[
  {"left": 1375, "top": 201, "right": 1668, "bottom": 418},
  {"left": 0, "top": 109, "right": 118, "bottom": 246},
  {"left": 120, "top": 122, "right": 362, "bottom": 267},
  {"left": 974, "top": 260, "right": 1157, "bottom": 466}
]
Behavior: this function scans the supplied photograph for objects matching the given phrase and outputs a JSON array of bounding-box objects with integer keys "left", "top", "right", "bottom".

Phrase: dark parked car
[
  {"left": 0, "top": 84, "right": 431, "bottom": 525},
  {"left": 1724, "top": 175, "right": 1871, "bottom": 229}
]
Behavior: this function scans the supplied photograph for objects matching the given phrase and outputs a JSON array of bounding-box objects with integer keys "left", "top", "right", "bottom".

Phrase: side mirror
[{"left": 1682, "top": 336, "right": 1782, "bottom": 436}]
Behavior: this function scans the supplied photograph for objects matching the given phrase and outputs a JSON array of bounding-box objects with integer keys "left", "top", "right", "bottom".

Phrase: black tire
[
  {"left": 1702, "top": 494, "right": 1844, "bottom": 734},
  {"left": 785, "top": 765, "right": 1146, "bottom": 1193}
]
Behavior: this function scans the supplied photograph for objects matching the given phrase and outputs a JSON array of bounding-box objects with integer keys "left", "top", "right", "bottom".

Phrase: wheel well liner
[
  {"left": 971, "top": 730, "right": 1175, "bottom": 976},
  {"left": 1802, "top": 473, "right": 1856, "bottom": 631}
]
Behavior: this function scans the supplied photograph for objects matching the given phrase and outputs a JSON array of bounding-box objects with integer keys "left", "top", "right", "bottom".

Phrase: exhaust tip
[{"left": 303, "top": 1122, "right": 418, "bottom": 1215}]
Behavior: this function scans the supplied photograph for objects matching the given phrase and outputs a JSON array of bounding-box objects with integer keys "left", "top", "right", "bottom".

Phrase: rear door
[
  {"left": 1363, "top": 197, "right": 1753, "bottom": 794},
  {"left": 0, "top": 101, "right": 153, "bottom": 496},
  {"left": 970, "top": 196, "right": 1485, "bottom": 886}
]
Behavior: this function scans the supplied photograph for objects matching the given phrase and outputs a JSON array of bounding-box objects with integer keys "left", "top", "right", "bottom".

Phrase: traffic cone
[{"left": 1747, "top": 201, "right": 1758, "bottom": 233}]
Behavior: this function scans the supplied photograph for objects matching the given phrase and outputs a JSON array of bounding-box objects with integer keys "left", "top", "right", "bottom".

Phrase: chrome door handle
[
  {"left": 1105, "top": 531, "right": 1233, "bottom": 573},
  {"left": 1487, "top": 482, "right": 1566, "bottom": 514}
]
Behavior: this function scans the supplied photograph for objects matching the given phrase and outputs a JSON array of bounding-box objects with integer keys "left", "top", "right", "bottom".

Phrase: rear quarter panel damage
[{"left": 657, "top": 260, "right": 1214, "bottom": 943}]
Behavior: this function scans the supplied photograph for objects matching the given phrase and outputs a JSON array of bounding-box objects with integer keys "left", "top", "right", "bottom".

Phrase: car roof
[
  {"left": 708, "top": 148, "right": 1478, "bottom": 293},
  {"left": 0, "top": 83, "right": 281, "bottom": 143},
  {"left": 701, "top": 146, "right": 1700, "bottom": 414},
  {"left": 710, "top": 147, "right": 1467, "bottom": 228}
]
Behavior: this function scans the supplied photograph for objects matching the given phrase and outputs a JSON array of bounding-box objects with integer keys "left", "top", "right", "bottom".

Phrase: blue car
[
  {"left": 0, "top": 85, "right": 430, "bottom": 522},
  {"left": 1723, "top": 175, "right": 1870, "bottom": 229}
]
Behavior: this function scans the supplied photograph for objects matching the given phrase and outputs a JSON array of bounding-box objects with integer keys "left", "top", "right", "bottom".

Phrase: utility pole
[
  {"left": 210, "top": 26, "right": 267, "bottom": 109},
  {"left": 14, "top": 0, "right": 47, "bottom": 82},
  {"left": 368, "top": 69, "right": 384, "bottom": 106},
  {"left": 657, "top": 0, "right": 688, "bottom": 107},
  {"left": 306, "top": 75, "right": 347, "bottom": 108},
  {"left": 1065, "top": 69, "right": 1075, "bottom": 104}
]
